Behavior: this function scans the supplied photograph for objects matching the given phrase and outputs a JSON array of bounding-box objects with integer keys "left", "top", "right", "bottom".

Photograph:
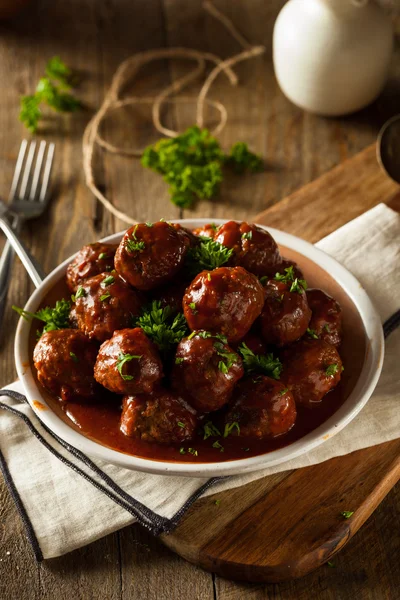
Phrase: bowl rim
[{"left": 14, "top": 219, "right": 384, "bottom": 477}]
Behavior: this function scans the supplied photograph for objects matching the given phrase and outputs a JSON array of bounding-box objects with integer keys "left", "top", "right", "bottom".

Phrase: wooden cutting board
[{"left": 160, "top": 144, "right": 400, "bottom": 583}]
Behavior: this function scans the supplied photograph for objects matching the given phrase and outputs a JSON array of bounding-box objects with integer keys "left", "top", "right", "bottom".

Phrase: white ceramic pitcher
[{"left": 273, "top": 0, "right": 393, "bottom": 116}]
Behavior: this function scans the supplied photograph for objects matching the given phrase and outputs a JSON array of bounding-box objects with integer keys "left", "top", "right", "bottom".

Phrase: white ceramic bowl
[{"left": 15, "top": 219, "right": 384, "bottom": 477}]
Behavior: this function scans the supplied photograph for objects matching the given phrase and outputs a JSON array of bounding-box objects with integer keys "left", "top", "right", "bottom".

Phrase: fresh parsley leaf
[
  {"left": 340, "top": 511, "right": 354, "bottom": 519},
  {"left": 188, "top": 447, "right": 198, "bottom": 456},
  {"left": 279, "top": 387, "right": 289, "bottom": 396},
  {"left": 101, "top": 275, "right": 115, "bottom": 287},
  {"left": 274, "top": 266, "right": 307, "bottom": 293},
  {"left": 70, "top": 352, "right": 79, "bottom": 363},
  {"left": 19, "top": 95, "right": 41, "bottom": 133},
  {"left": 175, "top": 357, "right": 184, "bottom": 365},
  {"left": 188, "top": 302, "right": 198, "bottom": 314},
  {"left": 141, "top": 126, "right": 263, "bottom": 207},
  {"left": 116, "top": 352, "right": 142, "bottom": 381},
  {"left": 13, "top": 298, "right": 72, "bottom": 337},
  {"left": 223, "top": 422, "right": 240, "bottom": 438},
  {"left": 195, "top": 331, "right": 228, "bottom": 344},
  {"left": 75, "top": 286, "right": 86, "bottom": 299},
  {"left": 225, "top": 141, "right": 263, "bottom": 174},
  {"left": 36, "top": 77, "right": 81, "bottom": 113},
  {"left": 207, "top": 272, "right": 212, "bottom": 281},
  {"left": 45, "top": 56, "right": 74, "bottom": 88},
  {"left": 203, "top": 421, "right": 221, "bottom": 440},
  {"left": 125, "top": 239, "right": 145, "bottom": 253},
  {"left": 212, "top": 440, "right": 224, "bottom": 452},
  {"left": 100, "top": 292, "right": 111, "bottom": 302},
  {"left": 98, "top": 253, "right": 108, "bottom": 260},
  {"left": 136, "top": 300, "right": 188, "bottom": 352},
  {"left": 185, "top": 237, "right": 233, "bottom": 275},
  {"left": 290, "top": 278, "right": 308, "bottom": 293},
  {"left": 325, "top": 363, "right": 340, "bottom": 377},
  {"left": 177, "top": 421, "right": 185, "bottom": 428},
  {"left": 323, "top": 324, "right": 331, "bottom": 333},
  {"left": 214, "top": 341, "right": 238, "bottom": 374},
  {"left": 179, "top": 447, "right": 186, "bottom": 455},
  {"left": 307, "top": 327, "right": 319, "bottom": 339},
  {"left": 259, "top": 275, "right": 268, "bottom": 285},
  {"left": 145, "top": 222, "right": 153, "bottom": 227},
  {"left": 241, "top": 231, "right": 252, "bottom": 240},
  {"left": 238, "top": 342, "right": 282, "bottom": 380}
]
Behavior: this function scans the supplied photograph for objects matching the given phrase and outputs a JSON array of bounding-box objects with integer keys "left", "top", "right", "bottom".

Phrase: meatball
[
  {"left": 192, "top": 223, "right": 219, "bottom": 239},
  {"left": 214, "top": 221, "right": 281, "bottom": 277},
  {"left": 33, "top": 329, "right": 99, "bottom": 402},
  {"left": 281, "top": 339, "right": 343, "bottom": 407},
  {"left": 114, "top": 221, "right": 191, "bottom": 290},
  {"left": 94, "top": 328, "right": 163, "bottom": 395},
  {"left": 120, "top": 391, "right": 197, "bottom": 444},
  {"left": 66, "top": 243, "right": 117, "bottom": 293},
  {"left": 183, "top": 266, "right": 265, "bottom": 343},
  {"left": 74, "top": 272, "right": 143, "bottom": 343},
  {"left": 225, "top": 376, "right": 297, "bottom": 439},
  {"left": 171, "top": 333, "right": 244, "bottom": 412},
  {"left": 306, "top": 288, "right": 342, "bottom": 347},
  {"left": 151, "top": 279, "right": 188, "bottom": 314},
  {"left": 235, "top": 331, "right": 267, "bottom": 355},
  {"left": 260, "top": 279, "right": 311, "bottom": 347}
]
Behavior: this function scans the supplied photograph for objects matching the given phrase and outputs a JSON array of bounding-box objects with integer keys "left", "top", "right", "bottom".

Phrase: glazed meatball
[
  {"left": 281, "top": 339, "right": 343, "bottom": 407},
  {"left": 120, "top": 391, "right": 197, "bottom": 444},
  {"left": 192, "top": 223, "right": 219, "bottom": 239},
  {"left": 114, "top": 221, "right": 191, "bottom": 290},
  {"left": 235, "top": 331, "right": 267, "bottom": 355},
  {"left": 183, "top": 266, "right": 265, "bottom": 343},
  {"left": 171, "top": 334, "right": 244, "bottom": 412},
  {"left": 225, "top": 376, "right": 297, "bottom": 439},
  {"left": 94, "top": 328, "right": 163, "bottom": 395},
  {"left": 306, "top": 288, "right": 342, "bottom": 347},
  {"left": 215, "top": 221, "right": 281, "bottom": 276},
  {"left": 260, "top": 279, "right": 311, "bottom": 347},
  {"left": 66, "top": 243, "right": 117, "bottom": 292},
  {"left": 33, "top": 329, "right": 99, "bottom": 402},
  {"left": 74, "top": 272, "right": 143, "bottom": 343}
]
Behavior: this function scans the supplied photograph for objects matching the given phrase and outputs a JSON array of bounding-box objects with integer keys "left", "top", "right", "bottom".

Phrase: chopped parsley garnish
[
  {"left": 13, "top": 298, "right": 71, "bottom": 338},
  {"left": 145, "top": 222, "right": 153, "bottom": 227},
  {"left": 125, "top": 225, "right": 146, "bottom": 253},
  {"left": 203, "top": 421, "right": 221, "bottom": 440},
  {"left": 325, "top": 363, "right": 340, "bottom": 377},
  {"left": 100, "top": 292, "right": 111, "bottom": 302},
  {"left": 274, "top": 266, "right": 307, "bottom": 293},
  {"left": 188, "top": 302, "right": 198, "bottom": 314},
  {"left": 116, "top": 352, "right": 142, "bottom": 381},
  {"left": 185, "top": 237, "right": 233, "bottom": 275},
  {"left": 98, "top": 253, "right": 108, "bottom": 260},
  {"left": 259, "top": 276, "right": 268, "bottom": 285},
  {"left": 72, "top": 286, "right": 86, "bottom": 301},
  {"left": 141, "top": 126, "right": 262, "bottom": 208},
  {"left": 340, "top": 511, "right": 354, "bottom": 519},
  {"left": 177, "top": 421, "right": 185, "bottom": 428},
  {"left": 188, "top": 447, "right": 198, "bottom": 457},
  {"left": 279, "top": 388, "right": 289, "bottom": 396},
  {"left": 242, "top": 231, "right": 252, "bottom": 241},
  {"left": 223, "top": 422, "right": 240, "bottom": 438},
  {"left": 307, "top": 328, "right": 319, "bottom": 339},
  {"left": 195, "top": 330, "right": 228, "bottom": 344},
  {"left": 238, "top": 342, "right": 282, "bottom": 380},
  {"left": 212, "top": 440, "right": 224, "bottom": 452},
  {"left": 179, "top": 448, "right": 186, "bottom": 455},
  {"left": 175, "top": 357, "right": 184, "bottom": 365},
  {"left": 69, "top": 352, "right": 78, "bottom": 363},
  {"left": 136, "top": 300, "right": 188, "bottom": 352},
  {"left": 207, "top": 272, "right": 212, "bottom": 281},
  {"left": 324, "top": 324, "right": 331, "bottom": 333},
  {"left": 214, "top": 341, "right": 238, "bottom": 374},
  {"left": 101, "top": 275, "right": 115, "bottom": 288}
]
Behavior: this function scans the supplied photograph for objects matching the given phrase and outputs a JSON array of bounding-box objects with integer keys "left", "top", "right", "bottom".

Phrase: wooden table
[{"left": 0, "top": 1, "right": 399, "bottom": 598}]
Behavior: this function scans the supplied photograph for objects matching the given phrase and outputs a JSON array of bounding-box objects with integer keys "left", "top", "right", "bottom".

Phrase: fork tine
[
  {"left": 8, "top": 140, "right": 28, "bottom": 202},
  {"left": 19, "top": 140, "right": 37, "bottom": 200},
  {"left": 39, "top": 142, "right": 55, "bottom": 203},
  {"left": 29, "top": 140, "right": 46, "bottom": 201}
]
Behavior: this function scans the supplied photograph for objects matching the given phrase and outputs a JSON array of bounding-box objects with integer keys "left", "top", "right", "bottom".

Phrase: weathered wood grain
[{"left": 0, "top": 0, "right": 399, "bottom": 598}]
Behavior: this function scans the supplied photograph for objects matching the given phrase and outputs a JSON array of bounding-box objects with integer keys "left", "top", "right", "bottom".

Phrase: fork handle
[{"left": 0, "top": 217, "right": 45, "bottom": 288}]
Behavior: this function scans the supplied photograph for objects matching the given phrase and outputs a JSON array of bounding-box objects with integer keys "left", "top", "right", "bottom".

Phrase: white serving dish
[{"left": 14, "top": 219, "right": 384, "bottom": 477}]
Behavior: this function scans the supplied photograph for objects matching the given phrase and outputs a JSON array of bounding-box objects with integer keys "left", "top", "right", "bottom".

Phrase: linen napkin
[{"left": 1, "top": 203, "right": 399, "bottom": 561}]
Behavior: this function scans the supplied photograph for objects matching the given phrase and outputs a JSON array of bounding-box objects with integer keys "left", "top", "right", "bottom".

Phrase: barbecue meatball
[
  {"left": 192, "top": 223, "right": 219, "bottom": 239},
  {"left": 74, "top": 272, "right": 143, "bottom": 343},
  {"left": 183, "top": 266, "right": 265, "bottom": 343},
  {"left": 114, "top": 221, "right": 191, "bottom": 290},
  {"left": 120, "top": 391, "right": 197, "bottom": 444},
  {"left": 260, "top": 279, "right": 311, "bottom": 347},
  {"left": 306, "top": 288, "right": 342, "bottom": 347},
  {"left": 33, "top": 329, "right": 99, "bottom": 402},
  {"left": 214, "top": 221, "right": 281, "bottom": 277},
  {"left": 66, "top": 243, "right": 117, "bottom": 292},
  {"left": 94, "top": 328, "right": 163, "bottom": 395},
  {"left": 224, "top": 376, "right": 297, "bottom": 439},
  {"left": 171, "top": 334, "right": 244, "bottom": 413},
  {"left": 281, "top": 339, "right": 343, "bottom": 407}
]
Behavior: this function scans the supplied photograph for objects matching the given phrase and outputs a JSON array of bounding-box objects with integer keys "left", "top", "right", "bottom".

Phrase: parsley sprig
[
  {"left": 238, "top": 342, "right": 282, "bottom": 380},
  {"left": 325, "top": 363, "right": 340, "bottom": 377},
  {"left": 20, "top": 57, "right": 81, "bottom": 133},
  {"left": 274, "top": 266, "right": 307, "bottom": 293},
  {"left": 13, "top": 299, "right": 71, "bottom": 338},
  {"left": 141, "top": 126, "right": 263, "bottom": 208},
  {"left": 116, "top": 352, "right": 142, "bottom": 381},
  {"left": 125, "top": 225, "right": 146, "bottom": 254},
  {"left": 213, "top": 341, "right": 238, "bottom": 374},
  {"left": 136, "top": 301, "right": 188, "bottom": 352},
  {"left": 185, "top": 237, "right": 233, "bottom": 275}
]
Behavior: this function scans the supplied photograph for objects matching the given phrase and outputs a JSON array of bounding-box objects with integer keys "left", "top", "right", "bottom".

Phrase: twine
[{"left": 82, "top": 1, "right": 266, "bottom": 226}]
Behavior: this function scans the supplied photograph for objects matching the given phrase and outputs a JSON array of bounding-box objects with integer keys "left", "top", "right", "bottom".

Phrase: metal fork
[{"left": 0, "top": 140, "right": 55, "bottom": 326}]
